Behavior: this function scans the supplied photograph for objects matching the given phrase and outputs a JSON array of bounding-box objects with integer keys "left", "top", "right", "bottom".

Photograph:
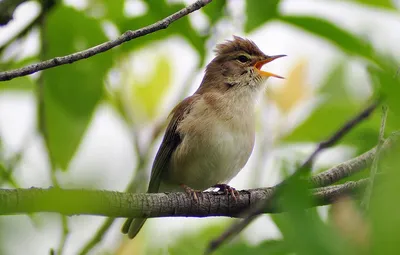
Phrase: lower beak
[{"left": 254, "top": 54, "right": 286, "bottom": 79}]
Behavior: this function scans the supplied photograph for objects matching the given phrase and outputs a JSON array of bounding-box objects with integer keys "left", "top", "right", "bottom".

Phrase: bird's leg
[
  {"left": 212, "top": 184, "right": 239, "bottom": 201},
  {"left": 180, "top": 184, "right": 202, "bottom": 201}
]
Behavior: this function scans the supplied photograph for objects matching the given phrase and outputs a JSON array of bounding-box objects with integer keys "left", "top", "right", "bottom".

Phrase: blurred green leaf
[
  {"left": 346, "top": 0, "right": 395, "bottom": 9},
  {"left": 280, "top": 16, "right": 374, "bottom": 60},
  {"left": 203, "top": 0, "right": 226, "bottom": 24},
  {"left": 42, "top": 6, "right": 113, "bottom": 170},
  {"left": 220, "top": 239, "right": 291, "bottom": 255},
  {"left": 271, "top": 175, "right": 349, "bottom": 255},
  {"left": 126, "top": 56, "right": 172, "bottom": 121},
  {"left": 147, "top": 223, "right": 228, "bottom": 255},
  {"left": 245, "top": 0, "right": 280, "bottom": 32},
  {"left": 368, "top": 63, "right": 400, "bottom": 115},
  {"left": 283, "top": 62, "right": 380, "bottom": 154},
  {"left": 98, "top": 0, "right": 125, "bottom": 23},
  {"left": 283, "top": 62, "right": 350, "bottom": 143},
  {"left": 370, "top": 138, "right": 400, "bottom": 254},
  {"left": 0, "top": 76, "right": 35, "bottom": 91},
  {"left": 318, "top": 63, "right": 350, "bottom": 103},
  {"left": 149, "top": 222, "right": 290, "bottom": 255}
]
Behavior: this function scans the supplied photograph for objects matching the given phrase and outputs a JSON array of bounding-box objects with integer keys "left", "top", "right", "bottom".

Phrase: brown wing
[{"left": 147, "top": 95, "right": 199, "bottom": 193}]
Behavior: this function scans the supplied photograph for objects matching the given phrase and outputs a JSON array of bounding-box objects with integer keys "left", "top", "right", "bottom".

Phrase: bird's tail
[{"left": 121, "top": 218, "right": 147, "bottom": 239}]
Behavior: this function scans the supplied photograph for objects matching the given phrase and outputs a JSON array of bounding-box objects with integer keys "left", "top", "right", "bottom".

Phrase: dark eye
[{"left": 237, "top": 55, "right": 249, "bottom": 63}]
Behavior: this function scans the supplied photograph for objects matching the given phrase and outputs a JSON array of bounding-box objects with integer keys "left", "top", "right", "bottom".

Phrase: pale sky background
[{"left": 0, "top": 0, "right": 399, "bottom": 254}]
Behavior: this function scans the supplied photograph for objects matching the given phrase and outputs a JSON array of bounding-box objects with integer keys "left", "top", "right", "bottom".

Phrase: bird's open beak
[{"left": 254, "top": 54, "right": 286, "bottom": 79}]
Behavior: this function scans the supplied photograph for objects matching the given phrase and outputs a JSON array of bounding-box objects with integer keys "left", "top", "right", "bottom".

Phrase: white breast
[{"left": 164, "top": 93, "right": 256, "bottom": 191}]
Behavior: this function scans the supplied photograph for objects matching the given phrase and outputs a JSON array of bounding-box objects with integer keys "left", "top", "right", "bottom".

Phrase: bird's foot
[
  {"left": 212, "top": 184, "right": 239, "bottom": 201},
  {"left": 180, "top": 184, "right": 202, "bottom": 202}
]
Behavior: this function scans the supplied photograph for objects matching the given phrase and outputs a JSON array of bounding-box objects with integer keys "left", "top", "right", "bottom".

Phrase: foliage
[{"left": 0, "top": 0, "right": 399, "bottom": 254}]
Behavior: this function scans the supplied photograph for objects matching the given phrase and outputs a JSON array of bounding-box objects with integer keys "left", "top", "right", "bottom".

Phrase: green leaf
[
  {"left": 285, "top": 100, "right": 379, "bottom": 155},
  {"left": 203, "top": 0, "right": 227, "bottom": 25},
  {"left": 370, "top": 140, "right": 400, "bottom": 254},
  {"left": 98, "top": 0, "right": 125, "bottom": 23},
  {"left": 148, "top": 222, "right": 290, "bottom": 255},
  {"left": 127, "top": 56, "right": 172, "bottom": 121},
  {"left": 367, "top": 63, "right": 400, "bottom": 129},
  {"left": 0, "top": 76, "right": 34, "bottom": 91},
  {"left": 283, "top": 63, "right": 380, "bottom": 154},
  {"left": 245, "top": 0, "right": 280, "bottom": 32},
  {"left": 283, "top": 63, "right": 350, "bottom": 143},
  {"left": 345, "top": 0, "right": 395, "bottom": 9},
  {"left": 271, "top": 177, "right": 348, "bottom": 255},
  {"left": 280, "top": 16, "right": 374, "bottom": 60},
  {"left": 220, "top": 239, "right": 291, "bottom": 255},
  {"left": 146, "top": 223, "right": 229, "bottom": 255},
  {"left": 42, "top": 6, "right": 113, "bottom": 170}
]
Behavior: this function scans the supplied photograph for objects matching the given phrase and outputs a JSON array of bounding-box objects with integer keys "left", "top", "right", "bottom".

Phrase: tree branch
[
  {"left": 0, "top": 0, "right": 212, "bottom": 81},
  {"left": 361, "top": 105, "right": 388, "bottom": 210},
  {"left": 281, "top": 100, "right": 379, "bottom": 184},
  {"left": 310, "top": 129, "right": 398, "bottom": 188},
  {"left": 0, "top": 180, "right": 367, "bottom": 218}
]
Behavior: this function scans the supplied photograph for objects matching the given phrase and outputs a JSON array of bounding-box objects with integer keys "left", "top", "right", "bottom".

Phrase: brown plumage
[
  {"left": 122, "top": 36, "right": 285, "bottom": 239},
  {"left": 214, "top": 36, "right": 265, "bottom": 57}
]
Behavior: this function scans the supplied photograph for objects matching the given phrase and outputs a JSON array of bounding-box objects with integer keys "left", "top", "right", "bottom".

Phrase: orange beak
[{"left": 254, "top": 54, "right": 286, "bottom": 79}]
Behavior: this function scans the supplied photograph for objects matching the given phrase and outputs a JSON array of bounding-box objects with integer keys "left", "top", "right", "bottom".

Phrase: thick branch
[
  {"left": 0, "top": 180, "right": 366, "bottom": 218},
  {"left": 0, "top": 0, "right": 212, "bottom": 81}
]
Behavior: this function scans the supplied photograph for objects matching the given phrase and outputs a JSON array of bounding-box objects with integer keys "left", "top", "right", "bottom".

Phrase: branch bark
[
  {"left": 310, "top": 130, "right": 398, "bottom": 187},
  {"left": 1, "top": 132, "right": 397, "bottom": 219},
  {"left": 0, "top": 180, "right": 367, "bottom": 218},
  {"left": 0, "top": 0, "right": 212, "bottom": 81}
]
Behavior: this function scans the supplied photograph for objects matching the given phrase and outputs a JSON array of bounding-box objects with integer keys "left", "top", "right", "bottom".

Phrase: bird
[{"left": 122, "top": 36, "right": 285, "bottom": 239}]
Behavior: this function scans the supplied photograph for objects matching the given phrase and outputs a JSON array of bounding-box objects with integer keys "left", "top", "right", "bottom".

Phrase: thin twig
[
  {"left": 0, "top": 133, "right": 35, "bottom": 188},
  {"left": 0, "top": 0, "right": 212, "bottom": 81},
  {"left": 78, "top": 218, "right": 114, "bottom": 255},
  {"left": 311, "top": 130, "right": 399, "bottom": 188},
  {"left": 293, "top": 100, "right": 379, "bottom": 176},
  {"left": 57, "top": 216, "right": 69, "bottom": 255},
  {"left": 206, "top": 100, "right": 379, "bottom": 254},
  {"left": 361, "top": 105, "right": 388, "bottom": 210}
]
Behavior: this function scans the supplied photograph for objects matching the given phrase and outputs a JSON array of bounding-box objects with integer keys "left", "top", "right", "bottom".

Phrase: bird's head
[{"left": 198, "top": 36, "right": 285, "bottom": 94}]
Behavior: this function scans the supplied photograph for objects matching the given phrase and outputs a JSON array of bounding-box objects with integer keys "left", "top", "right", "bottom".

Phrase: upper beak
[{"left": 254, "top": 54, "right": 286, "bottom": 79}]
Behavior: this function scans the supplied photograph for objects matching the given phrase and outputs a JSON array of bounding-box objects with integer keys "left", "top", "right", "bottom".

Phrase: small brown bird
[{"left": 122, "top": 36, "right": 285, "bottom": 239}]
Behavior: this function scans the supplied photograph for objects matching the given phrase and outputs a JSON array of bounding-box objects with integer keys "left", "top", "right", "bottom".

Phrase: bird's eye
[{"left": 237, "top": 55, "right": 249, "bottom": 63}]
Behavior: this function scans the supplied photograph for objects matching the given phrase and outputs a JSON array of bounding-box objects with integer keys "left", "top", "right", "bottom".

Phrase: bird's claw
[
  {"left": 180, "top": 184, "right": 202, "bottom": 202},
  {"left": 212, "top": 184, "right": 239, "bottom": 201}
]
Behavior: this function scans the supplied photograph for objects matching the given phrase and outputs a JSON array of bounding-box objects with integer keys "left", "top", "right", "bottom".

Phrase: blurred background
[{"left": 0, "top": 0, "right": 400, "bottom": 254}]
